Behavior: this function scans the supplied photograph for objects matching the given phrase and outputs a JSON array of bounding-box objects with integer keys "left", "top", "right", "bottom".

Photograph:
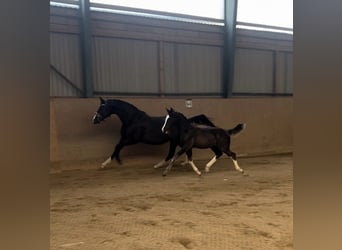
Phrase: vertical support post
[
  {"left": 80, "top": 0, "right": 93, "bottom": 97},
  {"left": 223, "top": 0, "right": 238, "bottom": 98}
]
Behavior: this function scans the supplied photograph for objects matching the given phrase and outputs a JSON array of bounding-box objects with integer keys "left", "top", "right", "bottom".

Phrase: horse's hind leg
[
  {"left": 186, "top": 150, "right": 201, "bottom": 176},
  {"left": 205, "top": 146, "right": 223, "bottom": 172},
  {"left": 225, "top": 151, "right": 244, "bottom": 174}
]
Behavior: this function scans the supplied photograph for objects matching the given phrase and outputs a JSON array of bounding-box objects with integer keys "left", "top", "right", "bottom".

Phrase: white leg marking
[
  {"left": 180, "top": 155, "right": 189, "bottom": 166},
  {"left": 101, "top": 157, "right": 112, "bottom": 168},
  {"left": 153, "top": 159, "right": 166, "bottom": 169},
  {"left": 189, "top": 161, "right": 201, "bottom": 176},
  {"left": 163, "top": 158, "right": 175, "bottom": 176},
  {"left": 205, "top": 155, "right": 217, "bottom": 172},
  {"left": 161, "top": 115, "right": 169, "bottom": 133},
  {"left": 92, "top": 113, "right": 97, "bottom": 121},
  {"left": 232, "top": 159, "right": 244, "bottom": 173}
]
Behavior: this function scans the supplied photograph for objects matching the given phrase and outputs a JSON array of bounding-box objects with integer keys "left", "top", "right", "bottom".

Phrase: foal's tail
[{"left": 227, "top": 123, "right": 246, "bottom": 136}]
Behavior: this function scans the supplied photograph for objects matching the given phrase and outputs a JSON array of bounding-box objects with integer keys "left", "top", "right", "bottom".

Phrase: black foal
[{"left": 161, "top": 108, "right": 246, "bottom": 176}]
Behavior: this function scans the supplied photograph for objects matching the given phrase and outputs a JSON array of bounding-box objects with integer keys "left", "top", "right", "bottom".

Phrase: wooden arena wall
[{"left": 50, "top": 97, "right": 292, "bottom": 163}]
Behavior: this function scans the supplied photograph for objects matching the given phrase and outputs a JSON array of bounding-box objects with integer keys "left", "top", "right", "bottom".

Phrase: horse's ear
[
  {"left": 99, "top": 97, "right": 105, "bottom": 104},
  {"left": 166, "top": 107, "right": 174, "bottom": 114}
]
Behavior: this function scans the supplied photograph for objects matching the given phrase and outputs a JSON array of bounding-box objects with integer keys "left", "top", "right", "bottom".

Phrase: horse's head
[
  {"left": 93, "top": 97, "right": 112, "bottom": 124},
  {"left": 162, "top": 108, "right": 187, "bottom": 134}
]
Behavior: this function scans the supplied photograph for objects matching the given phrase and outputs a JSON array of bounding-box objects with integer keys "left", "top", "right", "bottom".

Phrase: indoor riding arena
[{"left": 50, "top": 1, "right": 293, "bottom": 249}]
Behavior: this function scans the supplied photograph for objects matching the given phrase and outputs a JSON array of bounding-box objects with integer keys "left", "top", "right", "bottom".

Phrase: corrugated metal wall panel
[
  {"left": 92, "top": 37, "right": 159, "bottom": 94},
  {"left": 275, "top": 52, "right": 293, "bottom": 94},
  {"left": 50, "top": 33, "right": 83, "bottom": 96},
  {"left": 285, "top": 53, "right": 293, "bottom": 93},
  {"left": 50, "top": 71, "right": 80, "bottom": 96},
  {"left": 49, "top": 7, "right": 293, "bottom": 97},
  {"left": 275, "top": 52, "right": 286, "bottom": 93},
  {"left": 233, "top": 48, "right": 274, "bottom": 93},
  {"left": 163, "top": 43, "right": 176, "bottom": 92},
  {"left": 163, "top": 43, "right": 222, "bottom": 94}
]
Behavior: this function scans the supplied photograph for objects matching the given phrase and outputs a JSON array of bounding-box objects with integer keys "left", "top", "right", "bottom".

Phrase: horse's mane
[
  {"left": 188, "top": 114, "right": 215, "bottom": 127},
  {"left": 107, "top": 99, "right": 149, "bottom": 123},
  {"left": 191, "top": 124, "right": 217, "bottom": 129}
]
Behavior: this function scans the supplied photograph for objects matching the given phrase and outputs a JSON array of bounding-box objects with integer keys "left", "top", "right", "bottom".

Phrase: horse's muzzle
[{"left": 93, "top": 113, "right": 102, "bottom": 124}]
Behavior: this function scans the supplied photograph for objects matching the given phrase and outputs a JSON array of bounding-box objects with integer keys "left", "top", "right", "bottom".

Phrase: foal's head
[
  {"left": 93, "top": 97, "right": 112, "bottom": 124},
  {"left": 162, "top": 108, "right": 188, "bottom": 134}
]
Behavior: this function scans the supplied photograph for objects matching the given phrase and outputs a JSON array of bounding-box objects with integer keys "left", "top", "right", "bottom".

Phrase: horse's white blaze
[
  {"left": 189, "top": 161, "right": 201, "bottom": 175},
  {"left": 101, "top": 157, "right": 111, "bottom": 168},
  {"left": 161, "top": 115, "right": 170, "bottom": 133},
  {"left": 153, "top": 159, "right": 166, "bottom": 168},
  {"left": 232, "top": 159, "right": 243, "bottom": 172},
  {"left": 92, "top": 113, "right": 97, "bottom": 121},
  {"left": 205, "top": 155, "right": 217, "bottom": 172}
]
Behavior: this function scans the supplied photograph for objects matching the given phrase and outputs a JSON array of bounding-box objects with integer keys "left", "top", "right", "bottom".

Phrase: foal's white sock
[
  {"left": 205, "top": 155, "right": 217, "bottom": 172},
  {"left": 101, "top": 157, "right": 111, "bottom": 168},
  {"left": 232, "top": 159, "right": 244, "bottom": 173},
  {"left": 189, "top": 161, "right": 201, "bottom": 176}
]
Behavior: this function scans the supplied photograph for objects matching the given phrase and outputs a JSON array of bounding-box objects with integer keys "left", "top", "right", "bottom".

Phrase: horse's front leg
[
  {"left": 205, "top": 146, "right": 223, "bottom": 173},
  {"left": 153, "top": 141, "right": 176, "bottom": 169},
  {"left": 111, "top": 141, "right": 125, "bottom": 164},
  {"left": 162, "top": 146, "right": 188, "bottom": 176},
  {"left": 111, "top": 127, "right": 144, "bottom": 166},
  {"left": 99, "top": 140, "right": 125, "bottom": 169}
]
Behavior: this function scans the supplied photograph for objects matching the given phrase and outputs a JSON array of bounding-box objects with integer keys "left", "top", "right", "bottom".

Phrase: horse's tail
[{"left": 227, "top": 123, "right": 246, "bottom": 136}]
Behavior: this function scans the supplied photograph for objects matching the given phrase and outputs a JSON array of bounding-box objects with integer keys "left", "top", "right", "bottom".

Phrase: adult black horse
[
  {"left": 92, "top": 97, "right": 216, "bottom": 169},
  {"left": 161, "top": 108, "right": 246, "bottom": 176}
]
